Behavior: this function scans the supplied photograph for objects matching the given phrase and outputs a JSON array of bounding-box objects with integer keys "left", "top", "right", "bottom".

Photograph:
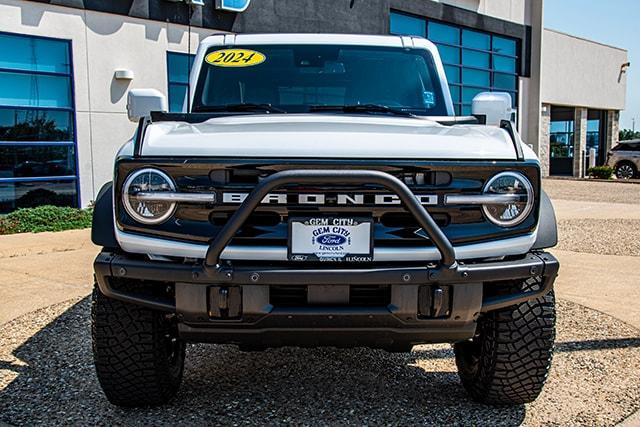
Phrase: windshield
[{"left": 192, "top": 44, "right": 450, "bottom": 116}]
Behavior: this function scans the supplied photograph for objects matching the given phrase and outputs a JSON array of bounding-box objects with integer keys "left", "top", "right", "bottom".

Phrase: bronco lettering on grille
[{"left": 222, "top": 193, "right": 438, "bottom": 206}]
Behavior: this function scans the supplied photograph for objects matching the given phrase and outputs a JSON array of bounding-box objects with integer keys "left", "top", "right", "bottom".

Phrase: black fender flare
[
  {"left": 532, "top": 190, "right": 558, "bottom": 250},
  {"left": 91, "top": 182, "right": 119, "bottom": 249}
]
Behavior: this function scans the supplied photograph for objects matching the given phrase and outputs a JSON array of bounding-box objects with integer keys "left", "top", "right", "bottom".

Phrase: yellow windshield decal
[{"left": 205, "top": 49, "right": 266, "bottom": 67}]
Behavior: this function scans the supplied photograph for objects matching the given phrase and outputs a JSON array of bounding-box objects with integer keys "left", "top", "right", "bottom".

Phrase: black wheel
[
  {"left": 615, "top": 161, "right": 637, "bottom": 179},
  {"left": 91, "top": 284, "right": 185, "bottom": 407},
  {"left": 454, "top": 278, "right": 555, "bottom": 405}
]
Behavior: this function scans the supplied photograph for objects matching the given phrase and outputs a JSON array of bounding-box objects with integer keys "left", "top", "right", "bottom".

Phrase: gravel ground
[
  {"left": 557, "top": 219, "right": 640, "bottom": 256},
  {"left": 543, "top": 179, "right": 640, "bottom": 204},
  {"left": 1, "top": 297, "right": 639, "bottom": 426}
]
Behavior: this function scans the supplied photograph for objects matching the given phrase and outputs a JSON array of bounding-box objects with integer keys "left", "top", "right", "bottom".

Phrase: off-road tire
[
  {"left": 453, "top": 277, "right": 555, "bottom": 405},
  {"left": 91, "top": 284, "right": 185, "bottom": 407}
]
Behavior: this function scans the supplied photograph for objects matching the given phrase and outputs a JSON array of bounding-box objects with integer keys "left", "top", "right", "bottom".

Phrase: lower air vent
[{"left": 269, "top": 285, "right": 391, "bottom": 307}]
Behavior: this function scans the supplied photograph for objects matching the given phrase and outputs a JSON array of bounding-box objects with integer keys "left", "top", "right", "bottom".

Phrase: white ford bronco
[{"left": 90, "top": 33, "right": 559, "bottom": 407}]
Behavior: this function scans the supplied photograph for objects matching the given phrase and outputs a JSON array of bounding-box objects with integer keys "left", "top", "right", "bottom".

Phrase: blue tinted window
[
  {"left": 462, "top": 87, "right": 484, "bottom": 103},
  {"left": 493, "top": 73, "right": 517, "bottom": 91},
  {"left": 0, "top": 72, "right": 72, "bottom": 108},
  {"left": 168, "top": 84, "right": 188, "bottom": 113},
  {"left": 493, "top": 36, "right": 517, "bottom": 56},
  {"left": 444, "top": 65, "right": 460, "bottom": 83},
  {"left": 462, "top": 50, "right": 489, "bottom": 68},
  {"left": 493, "top": 55, "right": 516, "bottom": 73},
  {"left": 429, "top": 22, "right": 460, "bottom": 45},
  {"left": 390, "top": 12, "right": 426, "bottom": 37},
  {"left": 462, "top": 68, "right": 490, "bottom": 87},
  {"left": 462, "top": 30, "right": 490, "bottom": 50},
  {"left": 0, "top": 32, "right": 77, "bottom": 211},
  {"left": 449, "top": 86, "right": 460, "bottom": 103},
  {"left": 388, "top": 17, "right": 520, "bottom": 117},
  {"left": 0, "top": 33, "right": 71, "bottom": 74},
  {"left": 167, "top": 52, "right": 195, "bottom": 112},
  {"left": 435, "top": 44, "right": 459, "bottom": 64}
]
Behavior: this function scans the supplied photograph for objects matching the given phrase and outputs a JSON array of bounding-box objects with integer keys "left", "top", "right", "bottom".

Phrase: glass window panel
[
  {"left": 0, "top": 72, "right": 71, "bottom": 108},
  {"left": 550, "top": 121, "right": 573, "bottom": 133},
  {"left": 462, "top": 68, "right": 490, "bottom": 87},
  {"left": 454, "top": 104, "right": 461, "bottom": 115},
  {"left": 462, "top": 49, "right": 489, "bottom": 68},
  {"left": 493, "top": 55, "right": 516, "bottom": 73},
  {"left": 462, "top": 29, "right": 490, "bottom": 50},
  {"left": 444, "top": 65, "right": 460, "bottom": 83},
  {"left": 168, "top": 83, "right": 188, "bottom": 113},
  {"left": 0, "top": 34, "right": 70, "bottom": 75},
  {"left": 492, "top": 36, "right": 517, "bottom": 56},
  {"left": 461, "top": 105, "right": 472, "bottom": 115},
  {"left": 0, "top": 179, "right": 77, "bottom": 213},
  {"left": 493, "top": 72, "right": 517, "bottom": 91},
  {"left": 0, "top": 108, "right": 73, "bottom": 141},
  {"left": 428, "top": 22, "right": 460, "bottom": 45},
  {"left": 435, "top": 44, "right": 460, "bottom": 64},
  {"left": 462, "top": 87, "right": 484, "bottom": 103},
  {"left": 0, "top": 145, "right": 76, "bottom": 178},
  {"left": 449, "top": 86, "right": 460, "bottom": 103},
  {"left": 167, "top": 52, "right": 193, "bottom": 85},
  {"left": 390, "top": 12, "right": 426, "bottom": 37},
  {"left": 587, "top": 119, "right": 600, "bottom": 132}
]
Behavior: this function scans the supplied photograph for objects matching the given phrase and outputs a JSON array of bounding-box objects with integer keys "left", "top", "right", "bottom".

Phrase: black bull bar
[{"left": 95, "top": 170, "right": 559, "bottom": 313}]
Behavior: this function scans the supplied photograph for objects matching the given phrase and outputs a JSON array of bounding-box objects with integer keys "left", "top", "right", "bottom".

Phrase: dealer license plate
[{"left": 288, "top": 217, "right": 373, "bottom": 262}]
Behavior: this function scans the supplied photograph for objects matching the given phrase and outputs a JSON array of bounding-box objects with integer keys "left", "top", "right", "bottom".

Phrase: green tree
[{"left": 619, "top": 129, "right": 640, "bottom": 141}]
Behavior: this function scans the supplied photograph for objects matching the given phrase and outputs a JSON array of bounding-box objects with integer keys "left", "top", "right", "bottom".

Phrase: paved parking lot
[{"left": 0, "top": 178, "right": 639, "bottom": 425}]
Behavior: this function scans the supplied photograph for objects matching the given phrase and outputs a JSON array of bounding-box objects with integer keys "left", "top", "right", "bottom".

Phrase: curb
[
  {"left": 618, "top": 409, "right": 640, "bottom": 427},
  {"left": 543, "top": 176, "right": 640, "bottom": 185}
]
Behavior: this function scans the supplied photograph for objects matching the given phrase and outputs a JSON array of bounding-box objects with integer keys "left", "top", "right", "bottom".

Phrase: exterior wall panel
[{"left": 542, "top": 29, "right": 627, "bottom": 111}]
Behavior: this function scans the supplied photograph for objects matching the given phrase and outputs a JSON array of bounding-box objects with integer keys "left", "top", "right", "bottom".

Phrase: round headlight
[
  {"left": 123, "top": 168, "right": 176, "bottom": 224},
  {"left": 482, "top": 171, "right": 534, "bottom": 227}
]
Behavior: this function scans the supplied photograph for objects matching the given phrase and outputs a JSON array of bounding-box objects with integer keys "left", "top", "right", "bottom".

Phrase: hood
[{"left": 140, "top": 114, "right": 522, "bottom": 160}]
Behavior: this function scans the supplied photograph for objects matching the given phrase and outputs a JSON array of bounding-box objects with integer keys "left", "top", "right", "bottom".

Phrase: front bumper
[
  {"left": 98, "top": 169, "right": 558, "bottom": 350},
  {"left": 94, "top": 250, "right": 558, "bottom": 349}
]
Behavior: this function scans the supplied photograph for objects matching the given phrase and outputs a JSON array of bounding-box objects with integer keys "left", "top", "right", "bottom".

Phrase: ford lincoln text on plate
[{"left": 90, "top": 33, "right": 559, "bottom": 407}]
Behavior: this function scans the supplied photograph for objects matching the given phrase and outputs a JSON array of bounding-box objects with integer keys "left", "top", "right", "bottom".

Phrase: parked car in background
[{"left": 608, "top": 139, "right": 640, "bottom": 179}]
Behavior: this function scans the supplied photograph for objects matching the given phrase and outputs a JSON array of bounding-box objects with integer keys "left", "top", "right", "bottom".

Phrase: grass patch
[{"left": 0, "top": 205, "right": 92, "bottom": 235}]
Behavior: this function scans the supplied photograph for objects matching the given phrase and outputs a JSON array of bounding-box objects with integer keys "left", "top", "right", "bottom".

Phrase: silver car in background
[{"left": 608, "top": 139, "right": 640, "bottom": 179}]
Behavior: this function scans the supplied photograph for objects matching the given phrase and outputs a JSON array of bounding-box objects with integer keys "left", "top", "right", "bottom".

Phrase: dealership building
[{"left": 0, "top": 0, "right": 629, "bottom": 212}]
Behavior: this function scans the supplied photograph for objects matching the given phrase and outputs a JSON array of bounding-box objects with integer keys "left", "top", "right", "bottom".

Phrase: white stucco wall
[
  {"left": 438, "top": 0, "right": 527, "bottom": 25},
  {"left": 541, "top": 28, "right": 628, "bottom": 111},
  {"left": 0, "top": 0, "right": 216, "bottom": 207}
]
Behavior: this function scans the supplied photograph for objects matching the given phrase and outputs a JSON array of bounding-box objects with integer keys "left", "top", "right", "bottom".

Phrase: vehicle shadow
[
  {"left": 6, "top": 299, "right": 639, "bottom": 426},
  {"left": 0, "top": 297, "right": 530, "bottom": 425}
]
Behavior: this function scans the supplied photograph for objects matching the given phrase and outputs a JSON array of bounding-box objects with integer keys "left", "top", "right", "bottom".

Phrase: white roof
[{"left": 200, "top": 33, "right": 438, "bottom": 51}]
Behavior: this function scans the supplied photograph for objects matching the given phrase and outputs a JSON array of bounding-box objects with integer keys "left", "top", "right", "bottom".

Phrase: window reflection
[
  {"left": 389, "top": 13, "right": 519, "bottom": 116},
  {"left": 0, "top": 108, "right": 73, "bottom": 141},
  {"left": 0, "top": 179, "right": 77, "bottom": 213},
  {"left": 0, "top": 32, "right": 77, "bottom": 211},
  {"left": 167, "top": 52, "right": 195, "bottom": 112}
]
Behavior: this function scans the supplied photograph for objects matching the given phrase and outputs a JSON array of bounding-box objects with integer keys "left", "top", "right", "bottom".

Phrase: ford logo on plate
[{"left": 315, "top": 234, "right": 347, "bottom": 246}]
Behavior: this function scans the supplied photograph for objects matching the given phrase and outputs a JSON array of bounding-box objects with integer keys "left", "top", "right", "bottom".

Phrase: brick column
[
  {"left": 573, "top": 107, "right": 588, "bottom": 178},
  {"left": 539, "top": 104, "right": 551, "bottom": 177},
  {"left": 606, "top": 110, "right": 620, "bottom": 151}
]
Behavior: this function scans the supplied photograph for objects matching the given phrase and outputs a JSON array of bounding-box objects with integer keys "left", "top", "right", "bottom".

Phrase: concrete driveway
[{"left": 0, "top": 179, "right": 638, "bottom": 329}]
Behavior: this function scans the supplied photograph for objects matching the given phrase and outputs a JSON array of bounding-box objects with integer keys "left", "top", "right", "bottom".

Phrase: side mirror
[
  {"left": 471, "top": 92, "right": 514, "bottom": 126},
  {"left": 127, "top": 89, "right": 167, "bottom": 123}
]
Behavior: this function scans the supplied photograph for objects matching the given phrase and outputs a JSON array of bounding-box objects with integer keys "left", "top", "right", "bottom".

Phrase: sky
[{"left": 544, "top": 0, "right": 638, "bottom": 131}]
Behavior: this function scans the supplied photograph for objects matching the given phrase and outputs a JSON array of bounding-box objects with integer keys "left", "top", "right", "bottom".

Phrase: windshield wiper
[
  {"left": 309, "top": 104, "right": 415, "bottom": 117},
  {"left": 198, "top": 103, "right": 287, "bottom": 114}
]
